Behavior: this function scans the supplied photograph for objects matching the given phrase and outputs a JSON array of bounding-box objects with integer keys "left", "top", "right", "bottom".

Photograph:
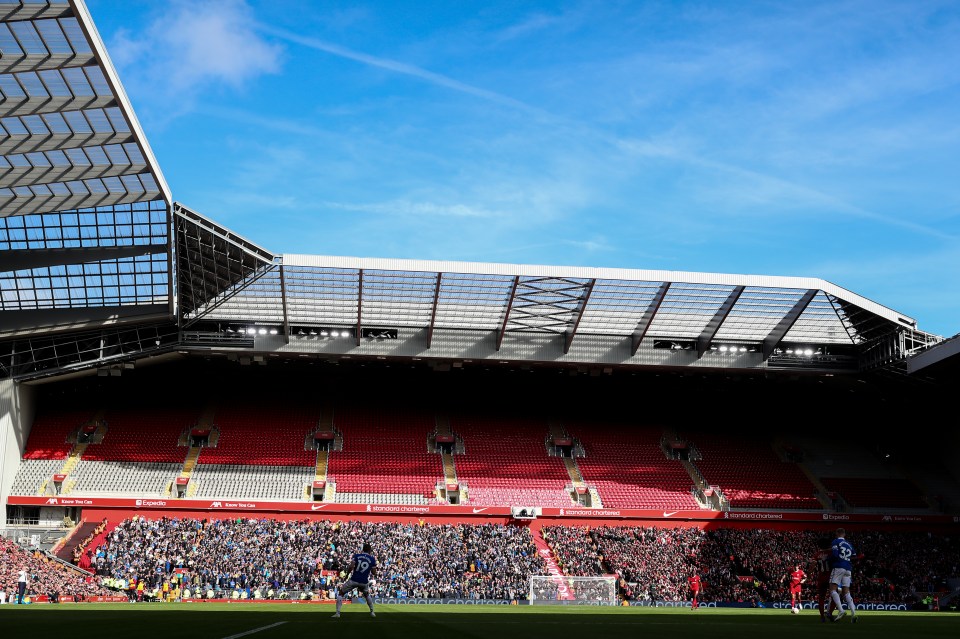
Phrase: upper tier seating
[
  {"left": 453, "top": 414, "right": 573, "bottom": 507},
  {"left": 821, "top": 477, "right": 928, "bottom": 509},
  {"left": 689, "top": 431, "right": 821, "bottom": 510},
  {"left": 22, "top": 408, "right": 95, "bottom": 460},
  {"left": 567, "top": 421, "right": 699, "bottom": 510},
  {"left": 328, "top": 406, "right": 442, "bottom": 494},
  {"left": 197, "top": 403, "right": 318, "bottom": 467},
  {"left": 81, "top": 406, "right": 199, "bottom": 463}
]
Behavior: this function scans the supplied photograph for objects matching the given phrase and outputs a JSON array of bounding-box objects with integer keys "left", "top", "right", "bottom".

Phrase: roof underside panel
[
  {"left": 0, "top": 200, "right": 168, "bottom": 313},
  {"left": 714, "top": 286, "right": 810, "bottom": 342},
  {"left": 435, "top": 272, "right": 515, "bottom": 331},
  {"left": 577, "top": 279, "right": 665, "bottom": 336},
  {"left": 189, "top": 260, "right": 908, "bottom": 349},
  {"left": 645, "top": 283, "right": 738, "bottom": 339},
  {"left": 0, "top": 3, "right": 168, "bottom": 217},
  {"left": 783, "top": 291, "right": 854, "bottom": 344}
]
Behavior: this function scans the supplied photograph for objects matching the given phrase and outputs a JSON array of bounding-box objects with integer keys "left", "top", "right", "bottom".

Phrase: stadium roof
[
  {"left": 0, "top": 0, "right": 172, "bottom": 337},
  {"left": 0, "top": 1, "right": 946, "bottom": 381}
]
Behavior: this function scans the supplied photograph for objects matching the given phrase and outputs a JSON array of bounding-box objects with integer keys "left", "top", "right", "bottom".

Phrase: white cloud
[
  {"left": 323, "top": 199, "right": 501, "bottom": 220},
  {"left": 111, "top": 0, "right": 281, "bottom": 98}
]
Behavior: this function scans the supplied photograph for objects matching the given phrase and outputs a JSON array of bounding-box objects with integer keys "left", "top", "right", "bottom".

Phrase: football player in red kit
[
  {"left": 783, "top": 564, "right": 807, "bottom": 612},
  {"left": 814, "top": 537, "right": 837, "bottom": 621},
  {"left": 688, "top": 572, "right": 702, "bottom": 609}
]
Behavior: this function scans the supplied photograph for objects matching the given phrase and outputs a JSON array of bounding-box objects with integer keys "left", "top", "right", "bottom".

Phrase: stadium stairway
[
  {"left": 304, "top": 449, "right": 331, "bottom": 500},
  {"left": 41, "top": 442, "right": 87, "bottom": 495},
  {"left": 530, "top": 528, "right": 565, "bottom": 576},
  {"left": 166, "top": 446, "right": 202, "bottom": 498},
  {"left": 434, "top": 412, "right": 465, "bottom": 502},
  {"left": 55, "top": 519, "right": 98, "bottom": 563}
]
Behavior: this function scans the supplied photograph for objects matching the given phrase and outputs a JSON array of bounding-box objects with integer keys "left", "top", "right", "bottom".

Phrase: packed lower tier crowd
[
  {"left": 541, "top": 525, "right": 959, "bottom": 604},
  {"left": 0, "top": 537, "right": 109, "bottom": 603},
  {"left": 80, "top": 516, "right": 960, "bottom": 605},
  {"left": 92, "top": 517, "right": 544, "bottom": 601}
]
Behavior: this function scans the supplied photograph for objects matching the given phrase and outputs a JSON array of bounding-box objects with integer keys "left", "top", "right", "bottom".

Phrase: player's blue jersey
[
  {"left": 350, "top": 552, "right": 376, "bottom": 584},
  {"left": 831, "top": 537, "right": 855, "bottom": 570}
]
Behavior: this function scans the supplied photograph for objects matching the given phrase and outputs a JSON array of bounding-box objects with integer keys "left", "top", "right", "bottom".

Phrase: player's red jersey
[
  {"left": 688, "top": 575, "right": 701, "bottom": 592},
  {"left": 788, "top": 568, "right": 806, "bottom": 594},
  {"left": 814, "top": 550, "right": 832, "bottom": 585}
]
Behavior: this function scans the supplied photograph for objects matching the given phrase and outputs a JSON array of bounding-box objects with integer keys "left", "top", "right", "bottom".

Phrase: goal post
[{"left": 528, "top": 575, "right": 618, "bottom": 605}]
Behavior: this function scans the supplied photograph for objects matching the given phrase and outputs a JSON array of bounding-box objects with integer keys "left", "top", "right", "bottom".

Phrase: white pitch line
[{"left": 220, "top": 621, "right": 288, "bottom": 639}]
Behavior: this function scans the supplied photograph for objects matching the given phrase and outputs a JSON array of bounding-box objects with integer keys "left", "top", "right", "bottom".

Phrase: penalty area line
[{"left": 220, "top": 621, "right": 288, "bottom": 639}]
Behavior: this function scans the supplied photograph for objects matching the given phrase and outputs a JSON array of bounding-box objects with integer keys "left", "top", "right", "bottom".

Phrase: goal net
[{"left": 528, "top": 575, "right": 618, "bottom": 605}]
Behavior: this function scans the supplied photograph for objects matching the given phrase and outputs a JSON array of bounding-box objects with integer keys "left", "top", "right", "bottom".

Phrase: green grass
[{"left": 1, "top": 603, "right": 957, "bottom": 639}]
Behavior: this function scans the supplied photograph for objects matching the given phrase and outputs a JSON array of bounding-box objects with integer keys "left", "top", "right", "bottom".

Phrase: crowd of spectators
[
  {"left": 14, "top": 515, "right": 952, "bottom": 605},
  {"left": 0, "top": 536, "right": 109, "bottom": 602},
  {"left": 542, "top": 526, "right": 960, "bottom": 604},
  {"left": 93, "top": 517, "right": 546, "bottom": 600}
]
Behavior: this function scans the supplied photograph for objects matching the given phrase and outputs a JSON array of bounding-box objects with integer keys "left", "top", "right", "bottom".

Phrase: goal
[{"left": 528, "top": 575, "right": 618, "bottom": 605}]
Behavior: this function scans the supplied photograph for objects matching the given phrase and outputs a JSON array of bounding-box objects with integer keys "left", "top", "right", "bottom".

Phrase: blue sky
[{"left": 86, "top": 0, "right": 960, "bottom": 337}]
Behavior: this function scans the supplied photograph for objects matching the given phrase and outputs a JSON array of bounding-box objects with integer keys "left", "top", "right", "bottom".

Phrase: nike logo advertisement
[
  {"left": 311, "top": 504, "right": 327, "bottom": 510},
  {"left": 472, "top": 508, "right": 488, "bottom": 514},
  {"left": 663, "top": 511, "right": 679, "bottom": 517}
]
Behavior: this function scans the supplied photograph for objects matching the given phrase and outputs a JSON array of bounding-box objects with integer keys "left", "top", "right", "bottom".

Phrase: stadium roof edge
[
  {"left": 281, "top": 253, "right": 921, "bottom": 333},
  {"left": 71, "top": 0, "right": 171, "bottom": 206}
]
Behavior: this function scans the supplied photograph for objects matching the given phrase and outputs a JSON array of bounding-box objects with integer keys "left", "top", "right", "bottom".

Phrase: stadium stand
[
  {"left": 326, "top": 405, "right": 443, "bottom": 496},
  {"left": 196, "top": 402, "right": 317, "bottom": 467},
  {"left": 452, "top": 413, "right": 574, "bottom": 507},
  {"left": 820, "top": 477, "right": 927, "bottom": 509},
  {"left": 10, "top": 459, "right": 63, "bottom": 495},
  {"left": 686, "top": 430, "right": 822, "bottom": 509},
  {"left": 81, "top": 405, "right": 199, "bottom": 464},
  {"left": 22, "top": 408, "right": 96, "bottom": 460},
  {"left": 69, "top": 461, "right": 180, "bottom": 497},
  {"left": 565, "top": 421, "right": 699, "bottom": 509},
  {"left": 191, "top": 464, "right": 313, "bottom": 501}
]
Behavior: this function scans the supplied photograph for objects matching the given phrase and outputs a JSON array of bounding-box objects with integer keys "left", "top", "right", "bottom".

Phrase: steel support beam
[
  {"left": 563, "top": 279, "right": 595, "bottom": 354},
  {"left": 426, "top": 272, "right": 442, "bottom": 349},
  {"left": 630, "top": 282, "right": 670, "bottom": 355},
  {"left": 762, "top": 289, "right": 818, "bottom": 360},
  {"left": 0, "top": 244, "right": 164, "bottom": 272},
  {"left": 356, "top": 269, "right": 363, "bottom": 347},
  {"left": 696, "top": 285, "right": 745, "bottom": 358},
  {"left": 279, "top": 263, "right": 290, "bottom": 344},
  {"left": 496, "top": 276, "right": 520, "bottom": 351}
]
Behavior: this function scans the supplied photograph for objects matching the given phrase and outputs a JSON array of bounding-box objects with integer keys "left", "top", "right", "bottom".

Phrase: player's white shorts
[
  {"left": 829, "top": 568, "right": 852, "bottom": 588},
  {"left": 340, "top": 579, "right": 370, "bottom": 594}
]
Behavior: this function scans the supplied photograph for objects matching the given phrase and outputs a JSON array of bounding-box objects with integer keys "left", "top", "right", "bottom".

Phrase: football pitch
[{"left": 1, "top": 604, "right": 957, "bottom": 639}]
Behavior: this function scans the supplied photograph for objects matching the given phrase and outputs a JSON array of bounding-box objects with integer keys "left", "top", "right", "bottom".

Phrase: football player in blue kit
[
  {"left": 829, "top": 528, "right": 858, "bottom": 623},
  {"left": 332, "top": 542, "right": 377, "bottom": 618}
]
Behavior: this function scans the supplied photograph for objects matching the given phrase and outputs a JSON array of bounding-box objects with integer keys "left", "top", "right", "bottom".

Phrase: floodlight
[
  {"left": 319, "top": 331, "right": 328, "bottom": 336},
  {"left": 246, "top": 328, "right": 256, "bottom": 335},
  {"left": 719, "top": 345, "right": 728, "bottom": 352},
  {"left": 269, "top": 329, "right": 278, "bottom": 335},
  {"left": 258, "top": 328, "right": 267, "bottom": 335}
]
